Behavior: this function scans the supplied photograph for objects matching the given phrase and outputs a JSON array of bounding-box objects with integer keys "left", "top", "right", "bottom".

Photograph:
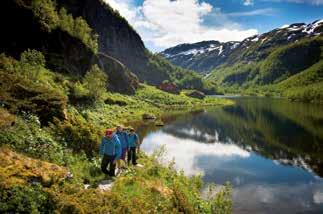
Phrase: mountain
[
  {"left": 161, "top": 20, "right": 323, "bottom": 101},
  {"left": 0, "top": 0, "right": 216, "bottom": 95},
  {"left": 160, "top": 40, "right": 240, "bottom": 74},
  {"left": 0, "top": 0, "right": 138, "bottom": 94},
  {"left": 161, "top": 20, "right": 323, "bottom": 75}
]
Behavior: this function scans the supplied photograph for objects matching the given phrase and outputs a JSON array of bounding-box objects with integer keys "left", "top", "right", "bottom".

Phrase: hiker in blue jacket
[
  {"left": 100, "top": 129, "right": 121, "bottom": 177},
  {"left": 115, "top": 125, "right": 129, "bottom": 165},
  {"left": 127, "top": 127, "right": 140, "bottom": 165}
]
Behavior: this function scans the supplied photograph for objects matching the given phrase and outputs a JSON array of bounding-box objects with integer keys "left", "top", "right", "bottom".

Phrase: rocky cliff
[
  {"left": 0, "top": 0, "right": 138, "bottom": 94},
  {"left": 56, "top": 0, "right": 172, "bottom": 85}
]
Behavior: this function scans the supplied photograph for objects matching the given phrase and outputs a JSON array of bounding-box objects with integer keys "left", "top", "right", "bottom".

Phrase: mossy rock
[
  {"left": 0, "top": 147, "right": 68, "bottom": 188},
  {"left": 0, "top": 71, "right": 67, "bottom": 125},
  {"left": 104, "top": 97, "right": 127, "bottom": 106},
  {"left": 185, "top": 90, "right": 206, "bottom": 99},
  {"left": 142, "top": 113, "right": 157, "bottom": 120},
  {"left": 0, "top": 108, "right": 15, "bottom": 128}
]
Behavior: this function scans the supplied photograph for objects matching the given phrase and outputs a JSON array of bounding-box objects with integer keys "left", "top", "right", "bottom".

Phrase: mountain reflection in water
[{"left": 139, "top": 97, "right": 323, "bottom": 214}]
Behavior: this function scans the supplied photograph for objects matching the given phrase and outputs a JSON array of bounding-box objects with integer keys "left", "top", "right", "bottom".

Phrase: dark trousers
[
  {"left": 128, "top": 147, "right": 137, "bottom": 165},
  {"left": 101, "top": 155, "right": 116, "bottom": 176}
]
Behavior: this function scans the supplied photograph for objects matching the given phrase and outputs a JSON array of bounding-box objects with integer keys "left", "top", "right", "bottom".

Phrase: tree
[
  {"left": 20, "top": 49, "right": 46, "bottom": 80},
  {"left": 83, "top": 65, "right": 108, "bottom": 101}
]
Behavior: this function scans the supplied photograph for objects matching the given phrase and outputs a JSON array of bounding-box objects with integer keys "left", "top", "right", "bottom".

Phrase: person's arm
[
  {"left": 114, "top": 137, "right": 122, "bottom": 161},
  {"left": 127, "top": 134, "right": 131, "bottom": 150},
  {"left": 99, "top": 138, "right": 105, "bottom": 156},
  {"left": 125, "top": 132, "right": 129, "bottom": 149}
]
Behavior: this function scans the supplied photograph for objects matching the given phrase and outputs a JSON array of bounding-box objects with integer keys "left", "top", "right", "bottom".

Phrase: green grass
[{"left": 0, "top": 50, "right": 233, "bottom": 213}]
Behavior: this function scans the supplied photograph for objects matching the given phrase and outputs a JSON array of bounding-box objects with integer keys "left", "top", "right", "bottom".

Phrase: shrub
[
  {"left": 53, "top": 115, "right": 101, "bottom": 158},
  {"left": 0, "top": 71, "right": 67, "bottom": 125},
  {"left": 20, "top": 49, "right": 46, "bottom": 68},
  {"left": 0, "top": 185, "right": 55, "bottom": 213},
  {"left": 58, "top": 8, "right": 98, "bottom": 53},
  {"left": 19, "top": 49, "right": 46, "bottom": 80},
  {"left": 0, "top": 108, "right": 15, "bottom": 128},
  {"left": 83, "top": 64, "right": 108, "bottom": 101},
  {"left": 0, "top": 114, "right": 65, "bottom": 164},
  {"left": 32, "top": 0, "right": 59, "bottom": 32}
]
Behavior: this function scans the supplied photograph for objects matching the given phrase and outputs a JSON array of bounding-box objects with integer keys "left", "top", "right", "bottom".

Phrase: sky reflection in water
[{"left": 140, "top": 98, "right": 323, "bottom": 213}]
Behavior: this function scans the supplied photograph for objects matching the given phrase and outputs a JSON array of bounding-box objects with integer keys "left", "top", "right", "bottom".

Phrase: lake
[{"left": 138, "top": 97, "right": 323, "bottom": 214}]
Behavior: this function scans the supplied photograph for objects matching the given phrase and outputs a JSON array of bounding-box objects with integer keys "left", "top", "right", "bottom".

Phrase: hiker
[
  {"left": 99, "top": 129, "right": 121, "bottom": 177},
  {"left": 127, "top": 127, "right": 140, "bottom": 165},
  {"left": 115, "top": 125, "right": 129, "bottom": 167}
]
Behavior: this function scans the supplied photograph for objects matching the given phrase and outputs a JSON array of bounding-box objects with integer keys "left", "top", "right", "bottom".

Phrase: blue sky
[{"left": 105, "top": 0, "right": 323, "bottom": 52}]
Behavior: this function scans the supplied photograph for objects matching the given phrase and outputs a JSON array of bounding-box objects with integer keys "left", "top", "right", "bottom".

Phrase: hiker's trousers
[
  {"left": 128, "top": 147, "right": 137, "bottom": 165},
  {"left": 101, "top": 155, "right": 116, "bottom": 176}
]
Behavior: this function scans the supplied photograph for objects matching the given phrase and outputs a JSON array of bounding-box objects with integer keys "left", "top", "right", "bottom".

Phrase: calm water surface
[{"left": 138, "top": 98, "right": 323, "bottom": 214}]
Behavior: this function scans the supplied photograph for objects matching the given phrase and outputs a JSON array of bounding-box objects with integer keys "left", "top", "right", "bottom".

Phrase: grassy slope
[
  {"left": 206, "top": 36, "right": 323, "bottom": 102},
  {"left": 0, "top": 52, "right": 232, "bottom": 213}
]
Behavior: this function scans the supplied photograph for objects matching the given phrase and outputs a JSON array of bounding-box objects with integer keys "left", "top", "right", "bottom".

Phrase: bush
[
  {"left": 32, "top": 0, "right": 59, "bottom": 32},
  {"left": 0, "top": 114, "right": 65, "bottom": 164},
  {"left": 0, "top": 70, "right": 67, "bottom": 125},
  {"left": 20, "top": 49, "right": 46, "bottom": 67},
  {"left": 0, "top": 185, "right": 55, "bottom": 213},
  {"left": 59, "top": 8, "right": 98, "bottom": 53},
  {"left": 53, "top": 115, "right": 101, "bottom": 158},
  {"left": 19, "top": 49, "right": 46, "bottom": 80},
  {"left": 83, "top": 64, "right": 108, "bottom": 101}
]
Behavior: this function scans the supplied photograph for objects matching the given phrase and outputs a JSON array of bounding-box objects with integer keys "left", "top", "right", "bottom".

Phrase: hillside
[
  {"left": 161, "top": 40, "right": 240, "bottom": 74},
  {"left": 161, "top": 20, "right": 323, "bottom": 101},
  {"left": 0, "top": 0, "right": 233, "bottom": 213}
]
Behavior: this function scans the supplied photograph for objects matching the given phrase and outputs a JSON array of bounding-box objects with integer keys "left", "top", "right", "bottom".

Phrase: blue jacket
[
  {"left": 128, "top": 133, "right": 139, "bottom": 148},
  {"left": 99, "top": 134, "right": 121, "bottom": 160},
  {"left": 116, "top": 131, "right": 129, "bottom": 149}
]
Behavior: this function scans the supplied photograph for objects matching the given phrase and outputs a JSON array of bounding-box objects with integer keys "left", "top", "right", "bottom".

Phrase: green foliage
[
  {"left": 69, "top": 65, "right": 108, "bottom": 104},
  {"left": 0, "top": 70, "right": 67, "bottom": 124},
  {"left": 259, "top": 38, "right": 321, "bottom": 84},
  {"left": 136, "top": 85, "right": 232, "bottom": 107},
  {"left": 0, "top": 44, "right": 233, "bottom": 213},
  {"left": 21, "top": 49, "right": 46, "bottom": 68},
  {"left": 26, "top": 0, "right": 98, "bottom": 52},
  {"left": 19, "top": 49, "right": 46, "bottom": 80},
  {"left": 147, "top": 54, "right": 218, "bottom": 94},
  {"left": 0, "top": 185, "right": 54, "bottom": 214},
  {"left": 0, "top": 114, "right": 65, "bottom": 164},
  {"left": 53, "top": 114, "right": 101, "bottom": 158},
  {"left": 207, "top": 36, "right": 323, "bottom": 102},
  {"left": 58, "top": 8, "right": 98, "bottom": 53},
  {"left": 83, "top": 65, "right": 108, "bottom": 101},
  {"left": 31, "top": 0, "right": 59, "bottom": 32}
]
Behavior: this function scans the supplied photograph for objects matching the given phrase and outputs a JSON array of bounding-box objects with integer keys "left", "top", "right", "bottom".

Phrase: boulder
[
  {"left": 186, "top": 90, "right": 206, "bottom": 99},
  {"left": 142, "top": 113, "right": 157, "bottom": 120}
]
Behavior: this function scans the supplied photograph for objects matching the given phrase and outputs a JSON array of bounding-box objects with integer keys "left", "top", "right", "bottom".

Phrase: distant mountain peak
[{"left": 160, "top": 20, "right": 323, "bottom": 73}]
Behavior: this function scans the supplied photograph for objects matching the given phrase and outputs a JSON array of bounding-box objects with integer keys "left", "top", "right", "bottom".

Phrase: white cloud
[
  {"left": 104, "top": 0, "right": 258, "bottom": 51},
  {"left": 141, "top": 131, "right": 250, "bottom": 176},
  {"left": 227, "top": 8, "right": 276, "bottom": 16},
  {"left": 244, "top": 0, "right": 254, "bottom": 6},
  {"left": 314, "top": 191, "right": 323, "bottom": 204}
]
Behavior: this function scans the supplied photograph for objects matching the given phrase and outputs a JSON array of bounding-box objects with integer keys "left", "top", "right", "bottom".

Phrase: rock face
[
  {"left": 56, "top": 0, "right": 173, "bottom": 85},
  {"left": 160, "top": 20, "right": 323, "bottom": 74},
  {"left": 0, "top": 0, "right": 138, "bottom": 94},
  {"left": 186, "top": 91, "right": 206, "bottom": 100}
]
